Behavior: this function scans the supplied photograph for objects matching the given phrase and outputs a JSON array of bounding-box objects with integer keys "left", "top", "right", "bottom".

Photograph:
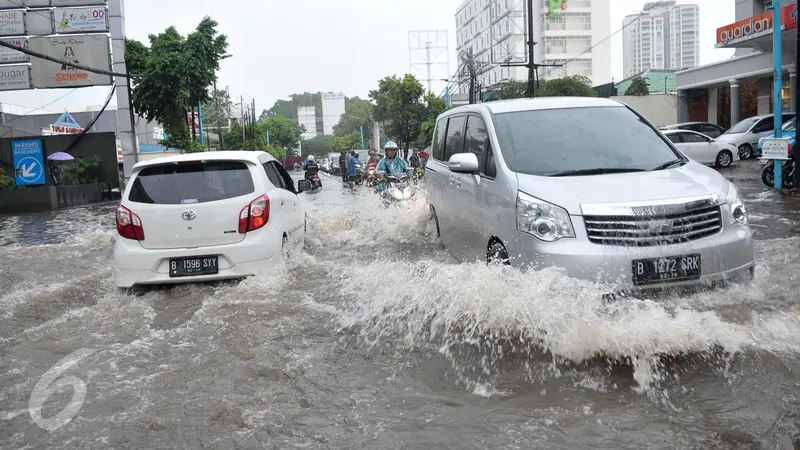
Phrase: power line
[
  {"left": 0, "top": 88, "right": 80, "bottom": 137},
  {"left": 540, "top": 0, "right": 670, "bottom": 79}
]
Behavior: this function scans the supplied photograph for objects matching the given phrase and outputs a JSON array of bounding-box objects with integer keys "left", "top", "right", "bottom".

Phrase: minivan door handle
[
  {"left": 448, "top": 176, "right": 455, "bottom": 186},
  {"left": 280, "top": 200, "right": 285, "bottom": 206}
]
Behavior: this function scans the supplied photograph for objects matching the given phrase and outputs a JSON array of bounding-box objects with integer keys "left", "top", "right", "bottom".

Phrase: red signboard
[
  {"left": 716, "top": 3, "right": 798, "bottom": 47},
  {"left": 50, "top": 124, "right": 83, "bottom": 134},
  {"left": 187, "top": 112, "right": 200, "bottom": 130}
]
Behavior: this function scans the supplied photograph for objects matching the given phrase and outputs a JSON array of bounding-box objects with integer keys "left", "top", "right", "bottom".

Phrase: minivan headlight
[
  {"left": 727, "top": 183, "right": 748, "bottom": 226},
  {"left": 516, "top": 191, "right": 575, "bottom": 242}
]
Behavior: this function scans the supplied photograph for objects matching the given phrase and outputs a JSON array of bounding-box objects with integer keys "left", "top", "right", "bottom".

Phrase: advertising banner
[
  {"left": 21, "top": 0, "right": 52, "bottom": 6},
  {"left": 0, "top": 64, "right": 31, "bottom": 90},
  {"left": 29, "top": 34, "right": 111, "bottom": 88},
  {"left": 51, "top": 0, "right": 108, "bottom": 6},
  {"left": 0, "top": 38, "right": 28, "bottom": 64},
  {"left": 53, "top": 7, "right": 107, "bottom": 33},
  {"left": 0, "top": 9, "right": 25, "bottom": 36}
]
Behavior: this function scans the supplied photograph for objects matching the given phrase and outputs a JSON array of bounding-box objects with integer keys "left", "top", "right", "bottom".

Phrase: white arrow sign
[{"left": 21, "top": 163, "right": 34, "bottom": 178}]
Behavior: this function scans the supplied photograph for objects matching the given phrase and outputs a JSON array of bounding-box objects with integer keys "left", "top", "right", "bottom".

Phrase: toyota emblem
[{"left": 181, "top": 210, "right": 197, "bottom": 221}]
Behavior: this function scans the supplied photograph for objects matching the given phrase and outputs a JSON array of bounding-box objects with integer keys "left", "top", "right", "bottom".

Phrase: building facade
[
  {"left": 675, "top": 0, "right": 796, "bottom": 129},
  {"left": 454, "top": 0, "right": 611, "bottom": 90},
  {"left": 321, "top": 92, "right": 345, "bottom": 135},
  {"left": 622, "top": 1, "right": 700, "bottom": 79},
  {"left": 297, "top": 106, "right": 318, "bottom": 140}
]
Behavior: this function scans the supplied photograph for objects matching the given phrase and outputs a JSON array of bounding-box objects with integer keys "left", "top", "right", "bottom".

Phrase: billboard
[
  {"left": 29, "top": 34, "right": 111, "bottom": 88},
  {"left": 0, "top": 38, "right": 28, "bottom": 63},
  {"left": 53, "top": 7, "right": 107, "bottom": 33},
  {"left": 0, "top": 64, "right": 31, "bottom": 90},
  {"left": 51, "top": 0, "right": 108, "bottom": 6},
  {"left": 0, "top": 10, "right": 25, "bottom": 36}
]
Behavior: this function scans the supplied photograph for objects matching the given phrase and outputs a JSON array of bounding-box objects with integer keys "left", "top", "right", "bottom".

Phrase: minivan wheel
[
  {"left": 487, "top": 241, "right": 510, "bottom": 266},
  {"left": 715, "top": 150, "right": 733, "bottom": 168},
  {"left": 738, "top": 144, "right": 753, "bottom": 160}
]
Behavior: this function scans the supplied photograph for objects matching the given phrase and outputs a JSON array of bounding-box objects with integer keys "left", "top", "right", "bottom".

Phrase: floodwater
[{"left": 2, "top": 160, "right": 800, "bottom": 449}]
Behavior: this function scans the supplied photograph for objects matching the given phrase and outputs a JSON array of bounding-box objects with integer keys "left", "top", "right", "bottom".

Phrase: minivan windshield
[
  {"left": 726, "top": 117, "right": 759, "bottom": 134},
  {"left": 128, "top": 160, "right": 255, "bottom": 204},
  {"left": 492, "top": 106, "right": 683, "bottom": 177}
]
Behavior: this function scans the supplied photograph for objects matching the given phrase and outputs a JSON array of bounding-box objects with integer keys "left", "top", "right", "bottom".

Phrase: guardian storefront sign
[
  {"left": 716, "top": 3, "right": 798, "bottom": 47},
  {"left": 29, "top": 34, "right": 111, "bottom": 88},
  {"left": 0, "top": 10, "right": 25, "bottom": 36},
  {"left": 53, "top": 7, "right": 107, "bottom": 33},
  {"left": 0, "top": 64, "right": 31, "bottom": 90},
  {"left": 0, "top": 38, "right": 28, "bottom": 63}
]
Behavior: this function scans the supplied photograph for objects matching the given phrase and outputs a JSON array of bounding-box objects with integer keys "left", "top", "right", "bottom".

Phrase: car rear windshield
[
  {"left": 492, "top": 106, "right": 681, "bottom": 176},
  {"left": 128, "top": 160, "right": 255, "bottom": 204},
  {"left": 726, "top": 117, "right": 758, "bottom": 134},
  {"left": 783, "top": 118, "right": 796, "bottom": 131}
]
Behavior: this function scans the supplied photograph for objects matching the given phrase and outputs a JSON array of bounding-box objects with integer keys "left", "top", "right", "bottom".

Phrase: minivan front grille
[{"left": 584, "top": 205, "right": 722, "bottom": 247}]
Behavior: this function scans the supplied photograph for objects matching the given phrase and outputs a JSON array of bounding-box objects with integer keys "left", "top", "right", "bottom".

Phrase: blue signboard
[{"left": 12, "top": 139, "right": 46, "bottom": 186}]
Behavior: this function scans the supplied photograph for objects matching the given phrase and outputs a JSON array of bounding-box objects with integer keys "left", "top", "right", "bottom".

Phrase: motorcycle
[
  {"left": 354, "top": 163, "right": 365, "bottom": 186},
  {"left": 306, "top": 172, "right": 323, "bottom": 190},
  {"left": 378, "top": 173, "right": 414, "bottom": 207},
  {"left": 761, "top": 155, "right": 795, "bottom": 189},
  {"left": 366, "top": 166, "right": 377, "bottom": 187},
  {"left": 408, "top": 167, "right": 424, "bottom": 185}
]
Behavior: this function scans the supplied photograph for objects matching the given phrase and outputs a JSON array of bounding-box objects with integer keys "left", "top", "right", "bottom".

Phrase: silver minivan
[{"left": 425, "top": 97, "right": 755, "bottom": 290}]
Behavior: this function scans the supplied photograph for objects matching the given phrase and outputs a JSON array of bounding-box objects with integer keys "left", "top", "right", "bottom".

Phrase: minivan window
[
  {"left": 431, "top": 117, "right": 447, "bottom": 161},
  {"left": 726, "top": 117, "right": 759, "bottom": 134},
  {"left": 443, "top": 116, "right": 466, "bottom": 162},
  {"left": 464, "top": 115, "right": 491, "bottom": 174},
  {"left": 128, "top": 160, "right": 255, "bottom": 204},
  {"left": 492, "top": 106, "right": 682, "bottom": 177}
]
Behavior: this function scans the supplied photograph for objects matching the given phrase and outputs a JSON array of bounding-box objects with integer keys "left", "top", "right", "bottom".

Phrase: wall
[
  {"left": 611, "top": 94, "right": 678, "bottom": 126},
  {"left": 0, "top": 132, "right": 120, "bottom": 186},
  {"left": 0, "top": 183, "right": 115, "bottom": 214}
]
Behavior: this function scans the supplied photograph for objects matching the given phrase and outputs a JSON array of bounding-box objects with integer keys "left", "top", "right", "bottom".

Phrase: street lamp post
[{"left": 215, "top": 54, "right": 232, "bottom": 151}]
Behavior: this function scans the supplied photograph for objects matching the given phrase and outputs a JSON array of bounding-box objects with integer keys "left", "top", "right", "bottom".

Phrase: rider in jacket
[
  {"left": 303, "top": 155, "right": 319, "bottom": 181},
  {"left": 375, "top": 141, "right": 408, "bottom": 191}
]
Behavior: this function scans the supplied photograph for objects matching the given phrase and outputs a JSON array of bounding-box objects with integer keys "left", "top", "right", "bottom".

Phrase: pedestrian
[
  {"left": 347, "top": 150, "right": 359, "bottom": 185},
  {"left": 49, "top": 162, "right": 61, "bottom": 185},
  {"left": 339, "top": 150, "right": 348, "bottom": 182}
]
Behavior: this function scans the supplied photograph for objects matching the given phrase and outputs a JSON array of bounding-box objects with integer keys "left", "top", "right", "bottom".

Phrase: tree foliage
[
  {"left": 416, "top": 93, "right": 446, "bottom": 149},
  {"left": 264, "top": 115, "right": 300, "bottom": 150},
  {"left": 221, "top": 114, "right": 297, "bottom": 160},
  {"left": 369, "top": 74, "right": 427, "bottom": 153},
  {"left": 302, "top": 135, "right": 334, "bottom": 158},
  {"left": 624, "top": 76, "right": 650, "bottom": 96},
  {"left": 331, "top": 133, "right": 361, "bottom": 152},
  {"left": 0, "top": 171, "right": 14, "bottom": 189},
  {"left": 333, "top": 98, "right": 374, "bottom": 146},
  {"left": 126, "top": 17, "right": 228, "bottom": 152},
  {"left": 537, "top": 75, "right": 597, "bottom": 97}
]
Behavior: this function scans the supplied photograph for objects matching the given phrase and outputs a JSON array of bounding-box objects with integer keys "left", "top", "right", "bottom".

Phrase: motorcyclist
[
  {"left": 347, "top": 150, "right": 360, "bottom": 183},
  {"left": 375, "top": 141, "right": 408, "bottom": 191},
  {"left": 409, "top": 149, "right": 421, "bottom": 170},
  {"left": 303, "top": 155, "right": 319, "bottom": 180},
  {"left": 339, "top": 150, "right": 348, "bottom": 182}
]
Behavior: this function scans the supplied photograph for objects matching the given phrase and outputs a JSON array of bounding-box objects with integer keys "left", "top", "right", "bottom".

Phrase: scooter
[
  {"left": 378, "top": 174, "right": 414, "bottom": 207},
  {"left": 306, "top": 172, "right": 323, "bottom": 190},
  {"left": 761, "top": 156, "right": 795, "bottom": 189},
  {"left": 354, "top": 164, "right": 365, "bottom": 186}
]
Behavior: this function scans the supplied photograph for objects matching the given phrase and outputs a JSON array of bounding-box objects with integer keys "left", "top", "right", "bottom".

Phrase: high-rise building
[
  {"left": 297, "top": 106, "right": 317, "bottom": 141},
  {"left": 321, "top": 92, "right": 346, "bottom": 135},
  {"left": 453, "top": 0, "right": 612, "bottom": 90},
  {"left": 622, "top": 1, "right": 699, "bottom": 79}
]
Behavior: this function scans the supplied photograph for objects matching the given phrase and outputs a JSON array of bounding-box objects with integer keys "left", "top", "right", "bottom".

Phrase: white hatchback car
[
  {"left": 661, "top": 129, "right": 739, "bottom": 168},
  {"left": 113, "top": 151, "right": 311, "bottom": 288}
]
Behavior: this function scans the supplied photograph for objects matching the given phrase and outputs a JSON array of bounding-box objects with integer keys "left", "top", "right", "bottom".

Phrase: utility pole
[
  {"left": 526, "top": 0, "right": 536, "bottom": 97},
  {"left": 795, "top": 8, "right": 800, "bottom": 191},
  {"left": 240, "top": 95, "right": 245, "bottom": 143},
  {"left": 426, "top": 40, "right": 433, "bottom": 93},
  {"left": 214, "top": 80, "right": 223, "bottom": 150},
  {"left": 772, "top": 0, "right": 783, "bottom": 190}
]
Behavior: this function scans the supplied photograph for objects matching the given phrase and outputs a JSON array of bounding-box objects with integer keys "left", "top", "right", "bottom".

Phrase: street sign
[
  {"left": 53, "top": 7, "right": 108, "bottom": 33},
  {"left": 760, "top": 138, "right": 791, "bottom": 160},
  {"left": 12, "top": 139, "right": 46, "bottom": 186}
]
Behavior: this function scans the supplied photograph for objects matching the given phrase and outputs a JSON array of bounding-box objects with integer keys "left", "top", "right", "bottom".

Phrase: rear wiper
[
  {"left": 548, "top": 168, "right": 648, "bottom": 177},
  {"left": 650, "top": 159, "right": 684, "bottom": 171}
]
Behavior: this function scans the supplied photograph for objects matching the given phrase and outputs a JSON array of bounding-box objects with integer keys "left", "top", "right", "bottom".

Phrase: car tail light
[
  {"left": 116, "top": 205, "right": 144, "bottom": 240},
  {"left": 239, "top": 194, "right": 270, "bottom": 233}
]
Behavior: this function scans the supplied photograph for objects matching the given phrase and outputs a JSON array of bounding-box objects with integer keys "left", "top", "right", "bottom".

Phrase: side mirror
[
  {"left": 448, "top": 152, "right": 479, "bottom": 173},
  {"left": 297, "top": 180, "right": 311, "bottom": 192}
]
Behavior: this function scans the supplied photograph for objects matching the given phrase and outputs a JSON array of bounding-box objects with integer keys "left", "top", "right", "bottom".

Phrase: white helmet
[
  {"left": 384, "top": 141, "right": 398, "bottom": 151},
  {"left": 307, "top": 155, "right": 315, "bottom": 162}
]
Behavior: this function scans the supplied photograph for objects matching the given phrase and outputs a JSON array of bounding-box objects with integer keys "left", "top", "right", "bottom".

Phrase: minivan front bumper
[{"left": 507, "top": 220, "right": 755, "bottom": 290}]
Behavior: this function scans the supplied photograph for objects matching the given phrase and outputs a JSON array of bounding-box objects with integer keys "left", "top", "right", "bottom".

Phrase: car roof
[
  {"left": 442, "top": 97, "right": 624, "bottom": 116},
  {"left": 131, "top": 150, "right": 275, "bottom": 172},
  {"left": 662, "top": 122, "right": 718, "bottom": 128},
  {"left": 661, "top": 129, "right": 701, "bottom": 135}
]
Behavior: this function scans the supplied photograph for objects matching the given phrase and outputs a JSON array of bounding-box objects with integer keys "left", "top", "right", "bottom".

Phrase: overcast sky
[{"left": 0, "top": 0, "right": 735, "bottom": 115}]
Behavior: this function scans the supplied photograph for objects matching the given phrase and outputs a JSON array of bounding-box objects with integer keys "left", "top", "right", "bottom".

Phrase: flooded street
[{"left": 2, "top": 160, "right": 800, "bottom": 449}]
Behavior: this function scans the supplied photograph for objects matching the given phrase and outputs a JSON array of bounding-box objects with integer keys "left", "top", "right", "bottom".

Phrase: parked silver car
[
  {"left": 425, "top": 97, "right": 755, "bottom": 290},
  {"left": 716, "top": 112, "right": 795, "bottom": 159}
]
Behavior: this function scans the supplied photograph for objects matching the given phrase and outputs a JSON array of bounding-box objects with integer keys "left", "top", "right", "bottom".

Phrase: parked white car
[
  {"left": 113, "top": 151, "right": 311, "bottom": 288},
  {"left": 661, "top": 129, "right": 739, "bottom": 168},
  {"left": 425, "top": 97, "right": 754, "bottom": 291},
  {"left": 716, "top": 112, "right": 795, "bottom": 159}
]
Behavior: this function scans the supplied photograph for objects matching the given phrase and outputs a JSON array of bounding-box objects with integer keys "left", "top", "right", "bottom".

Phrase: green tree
[
  {"left": 0, "top": 171, "right": 14, "bottom": 189},
  {"left": 126, "top": 17, "right": 228, "bottom": 152},
  {"left": 302, "top": 135, "right": 333, "bottom": 158},
  {"left": 538, "top": 75, "right": 597, "bottom": 97},
  {"left": 624, "top": 76, "right": 650, "bottom": 96},
  {"left": 496, "top": 79, "right": 528, "bottom": 100},
  {"left": 331, "top": 133, "right": 360, "bottom": 152},
  {"left": 369, "top": 74, "right": 427, "bottom": 155},
  {"left": 200, "top": 87, "right": 233, "bottom": 149},
  {"left": 416, "top": 92, "right": 446, "bottom": 149},
  {"left": 61, "top": 156, "right": 102, "bottom": 185},
  {"left": 263, "top": 115, "right": 300, "bottom": 150},
  {"left": 334, "top": 98, "right": 374, "bottom": 145}
]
